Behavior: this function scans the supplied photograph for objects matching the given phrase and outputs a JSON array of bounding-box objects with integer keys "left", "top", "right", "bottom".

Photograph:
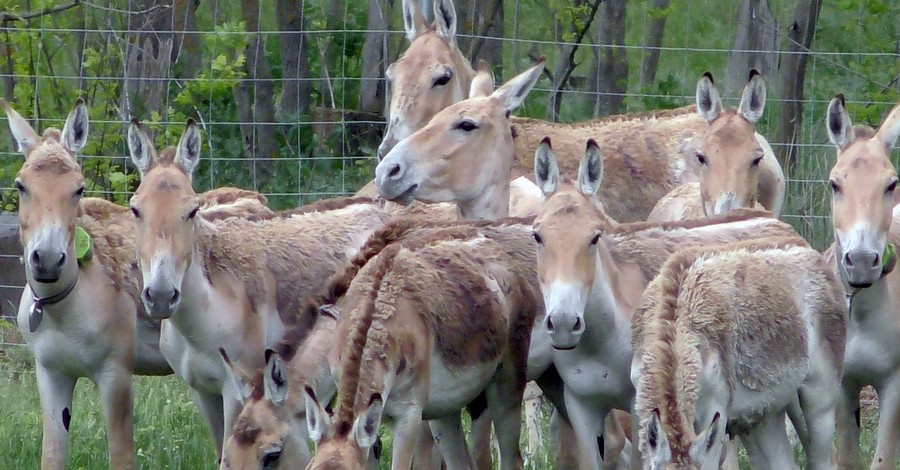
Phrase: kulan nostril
[
  {"left": 31, "top": 250, "right": 41, "bottom": 265},
  {"left": 872, "top": 255, "right": 881, "bottom": 268},
  {"left": 546, "top": 317, "right": 555, "bottom": 332},
  {"left": 573, "top": 317, "right": 583, "bottom": 333},
  {"left": 170, "top": 288, "right": 181, "bottom": 305},
  {"left": 57, "top": 252, "right": 66, "bottom": 267},
  {"left": 142, "top": 287, "right": 153, "bottom": 303},
  {"left": 843, "top": 252, "right": 854, "bottom": 267},
  {"left": 388, "top": 164, "right": 401, "bottom": 178}
]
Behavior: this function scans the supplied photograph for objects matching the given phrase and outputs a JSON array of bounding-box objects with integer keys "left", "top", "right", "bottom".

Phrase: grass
[{"left": 0, "top": 348, "right": 883, "bottom": 469}]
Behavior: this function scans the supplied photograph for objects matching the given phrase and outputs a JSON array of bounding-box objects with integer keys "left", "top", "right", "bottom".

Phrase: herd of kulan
[{"left": 5, "top": 0, "right": 900, "bottom": 469}]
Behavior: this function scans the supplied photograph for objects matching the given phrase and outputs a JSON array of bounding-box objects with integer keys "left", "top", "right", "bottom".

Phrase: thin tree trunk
[
  {"left": 639, "top": 0, "right": 669, "bottom": 89},
  {"left": 1, "top": 24, "right": 16, "bottom": 100},
  {"left": 468, "top": 0, "right": 504, "bottom": 70},
  {"left": 547, "top": 0, "right": 603, "bottom": 122},
  {"left": 725, "top": 0, "right": 778, "bottom": 97},
  {"left": 774, "top": 0, "right": 822, "bottom": 174},
  {"left": 276, "top": 0, "right": 312, "bottom": 118},
  {"left": 236, "top": 0, "right": 278, "bottom": 183},
  {"left": 172, "top": 0, "right": 201, "bottom": 78},
  {"left": 590, "top": 0, "right": 628, "bottom": 117},
  {"left": 360, "top": 0, "right": 393, "bottom": 114}
]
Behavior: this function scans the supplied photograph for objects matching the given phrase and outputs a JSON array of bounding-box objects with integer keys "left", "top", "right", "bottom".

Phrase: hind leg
[
  {"left": 430, "top": 412, "right": 475, "bottom": 470},
  {"left": 836, "top": 383, "right": 863, "bottom": 469},
  {"left": 743, "top": 411, "right": 799, "bottom": 470},
  {"left": 486, "top": 375, "right": 525, "bottom": 470},
  {"left": 470, "top": 411, "right": 493, "bottom": 469},
  {"left": 391, "top": 407, "right": 425, "bottom": 470}
]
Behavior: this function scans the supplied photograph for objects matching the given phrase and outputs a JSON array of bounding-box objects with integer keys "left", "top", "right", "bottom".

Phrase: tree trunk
[
  {"left": 171, "top": 0, "right": 201, "bottom": 78},
  {"left": 276, "top": 0, "right": 313, "bottom": 118},
  {"left": 725, "top": 0, "right": 778, "bottom": 97},
  {"left": 468, "top": 0, "right": 504, "bottom": 70},
  {"left": 774, "top": 0, "right": 822, "bottom": 174},
  {"left": 547, "top": 0, "right": 603, "bottom": 122},
  {"left": 639, "top": 0, "right": 670, "bottom": 89},
  {"left": 1, "top": 25, "right": 16, "bottom": 101},
  {"left": 590, "top": 0, "right": 628, "bottom": 117},
  {"left": 360, "top": 0, "right": 393, "bottom": 114},
  {"left": 236, "top": 0, "right": 278, "bottom": 183}
]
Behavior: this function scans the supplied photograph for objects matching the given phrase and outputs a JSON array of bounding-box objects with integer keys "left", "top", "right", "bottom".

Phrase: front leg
[
  {"left": 189, "top": 388, "right": 226, "bottom": 462},
  {"left": 799, "top": 380, "right": 839, "bottom": 469},
  {"left": 36, "top": 365, "right": 77, "bottom": 470},
  {"left": 96, "top": 363, "right": 136, "bottom": 469},
  {"left": 430, "top": 412, "right": 476, "bottom": 470},
  {"left": 564, "top": 387, "right": 606, "bottom": 470},
  {"left": 389, "top": 406, "right": 424, "bottom": 470},
  {"left": 836, "top": 383, "right": 863, "bottom": 469},
  {"left": 871, "top": 376, "right": 900, "bottom": 470}
]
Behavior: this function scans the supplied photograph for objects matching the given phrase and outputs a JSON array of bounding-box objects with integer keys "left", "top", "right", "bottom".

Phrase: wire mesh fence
[{"left": 0, "top": 0, "right": 898, "bottom": 347}]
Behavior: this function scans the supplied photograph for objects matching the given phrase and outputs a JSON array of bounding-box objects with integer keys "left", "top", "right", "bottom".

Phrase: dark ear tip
[
  {"left": 264, "top": 348, "right": 276, "bottom": 363},
  {"left": 585, "top": 138, "right": 599, "bottom": 150},
  {"left": 185, "top": 118, "right": 197, "bottom": 128},
  {"left": 218, "top": 347, "right": 229, "bottom": 360},
  {"left": 130, "top": 117, "right": 141, "bottom": 127},
  {"left": 748, "top": 69, "right": 761, "bottom": 80},
  {"left": 834, "top": 93, "right": 846, "bottom": 106},
  {"left": 304, "top": 385, "right": 316, "bottom": 398},
  {"left": 540, "top": 136, "right": 552, "bottom": 147},
  {"left": 74, "top": 97, "right": 85, "bottom": 106},
  {"left": 368, "top": 393, "right": 383, "bottom": 406},
  {"left": 702, "top": 71, "right": 714, "bottom": 83}
]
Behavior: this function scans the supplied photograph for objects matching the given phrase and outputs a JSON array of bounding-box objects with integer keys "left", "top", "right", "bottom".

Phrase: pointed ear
[
  {"left": 690, "top": 411, "right": 725, "bottom": 466},
  {"left": 1, "top": 99, "right": 40, "bottom": 156},
  {"left": 127, "top": 119, "right": 156, "bottom": 177},
  {"left": 433, "top": 0, "right": 457, "bottom": 42},
  {"left": 351, "top": 393, "right": 384, "bottom": 450},
  {"left": 646, "top": 409, "right": 672, "bottom": 469},
  {"left": 61, "top": 97, "right": 89, "bottom": 153},
  {"left": 218, "top": 348, "right": 252, "bottom": 403},
  {"left": 402, "top": 0, "right": 428, "bottom": 42},
  {"left": 578, "top": 139, "right": 604, "bottom": 197},
  {"left": 696, "top": 72, "right": 722, "bottom": 123},
  {"left": 263, "top": 349, "right": 288, "bottom": 406},
  {"left": 738, "top": 69, "right": 766, "bottom": 124},
  {"left": 305, "top": 386, "right": 334, "bottom": 444},
  {"left": 491, "top": 60, "right": 545, "bottom": 114},
  {"left": 174, "top": 119, "right": 202, "bottom": 178},
  {"left": 826, "top": 94, "right": 853, "bottom": 150},
  {"left": 534, "top": 137, "right": 559, "bottom": 198},
  {"left": 874, "top": 102, "right": 900, "bottom": 150},
  {"left": 470, "top": 60, "right": 494, "bottom": 98}
]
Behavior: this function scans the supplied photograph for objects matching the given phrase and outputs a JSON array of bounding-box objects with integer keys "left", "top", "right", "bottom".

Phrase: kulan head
[
  {"left": 694, "top": 70, "right": 767, "bottom": 216},
  {"left": 304, "top": 387, "right": 384, "bottom": 470},
  {"left": 377, "top": 0, "right": 473, "bottom": 160},
  {"left": 127, "top": 119, "right": 202, "bottom": 319},
  {"left": 376, "top": 60, "right": 544, "bottom": 216},
  {"left": 4, "top": 98, "right": 89, "bottom": 284},
  {"left": 532, "top": 138, "right": 609, "bottom": 350},
  {"left": 826, "top": 95, "right": 900, "bottom": 288},
  {"left": 220, "top": 349, "right": 308, "bottom": 470},
  {"left": 642, "top": 409, "right": 726, "bottom": 470}
]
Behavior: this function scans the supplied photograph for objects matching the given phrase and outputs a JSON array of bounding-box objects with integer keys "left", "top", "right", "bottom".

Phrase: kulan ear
[
  {"left": 646, "top": 409, "right": 672, "bottom": 469},
  {"left": 351, "top": 393, "right": 384, "bottom": 451},
  {"left": 696, "top": 72, "right": 722, "bottom": 123},
  {"left": 533, "top": 137, "right": 559, "bottom": 198},
  {"left": 738, "top": 69, "right": 766, "bottom": 124},
  {"left": 0, "top": 98, "right": 40, "bottom": 157},
  {"left": 174, "top": 119, "right": 202, "bottom": 179},
  {"left": 578, "top": 139, "right": 604, "bottom": 197},
  {"left": 401, "top": 0, "right": 428, "bottom": 42},
  {"left": 433, "top": 0, "right": 457, "bottom": 42},
  {"left": 689, "top": 411, "right": 725, "bottom": 467},
  {"left": 218, "top": 348, "right": 252, "bottom": 403},
  {"left": 826, "top": 94, "right": 853, "bottom": 150},
  {"left": 470, "top": 60, "right": 495, "bottom": 98},
  {"left": 490, "top": 60, "right": 545, "bottom": 114},
  {"left": 305, "top": 386, "right": 334, "bottom": 444},
  {"left": 874, "top": 102, "right": 900, "bottom": 150},
  {"left": 263, "top": 349, "right": 288, "bottom": 406},
  {"left": 61, "top": 97, "right": 89, "bottom": 153},
  {"left": 127, "top": 119, "right": 156, "bottom": 177}
]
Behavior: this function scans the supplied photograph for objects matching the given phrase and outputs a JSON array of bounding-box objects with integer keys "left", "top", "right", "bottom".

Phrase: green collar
[
  {"left": 882, "top": 242, "right": 896, "bottom": 278},
  {"left": 75, "top": 226, "right": 93, "bottom": 267}
]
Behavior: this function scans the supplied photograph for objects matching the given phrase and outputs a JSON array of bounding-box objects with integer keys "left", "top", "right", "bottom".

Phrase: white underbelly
[{"left": 423, "top": 353, "right": 500, "bottom": 419}]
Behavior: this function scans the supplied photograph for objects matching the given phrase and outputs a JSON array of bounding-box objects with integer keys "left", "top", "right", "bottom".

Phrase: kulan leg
[
  {"left": 390, "top": 407, "right": 425, "bottom": 470},
  {"left": 430, "top": 412, "right": 476, "bottom": 470},
  {"left": 96, "top": 363, "right": 136, "bottom": 470},
  {"left": 486, "top": 377, "right": 525, "bottom": 470},
  {"left": 743, "top": 411, "right": 799, "bottom": 470},
  {"left": 871, "top": 376, "right": 900, "bottom": 470},
  {"left": 189, "top": 388, "right": 226, "bottom": 462},
  {"left": 836, "top": 383, "right": 863, "bottom": 469},
  {"left": 564, "top": 387, "right": 607, "bottom": 470},
  {"left": 36, "top": 365, "right": 77, "bottom": 470}
]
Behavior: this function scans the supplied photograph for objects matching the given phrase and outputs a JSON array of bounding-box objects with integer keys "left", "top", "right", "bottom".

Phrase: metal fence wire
[{"left": 0, "top": 0, "right": 898, "bottom": 346}]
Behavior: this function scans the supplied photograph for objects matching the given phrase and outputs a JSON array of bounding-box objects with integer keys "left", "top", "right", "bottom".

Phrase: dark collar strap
[{"left": 29, "top": 275, "right": 78, "bottom": 332}]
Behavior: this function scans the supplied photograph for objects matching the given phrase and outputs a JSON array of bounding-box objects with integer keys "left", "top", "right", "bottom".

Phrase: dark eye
[
  {"left": 74, "top": 186, "right": 85, "bottom": 198},
  {"left": 186, "top": 206, "right": 199, "bottom": 220},
  {"left": 829, "top": 180, "right": 841, "bottom": 194},
  {"left": 454, "top": 120, "right": 478, "bottom": 132},
  {"left": 532, "top": 232, "right": 543, "bottom": 244},
  {"left": 14, "top": 180, "right": 25, "bottom": 193},
  {"left": 887, "top": 180, "right": 898, "bottom": 194},
  {"left": 130, "top": 207, "right": 142, "bottom": 219},
  {"left": 752, "top": 156, "right": 763, "bottom": 167},
  {"left": 433, "top": 71, "right": 452, "bottom": 87},
  {"left": 262, "top": 450, "right": 282, "bottom": 469},
  {"left": 590, "top": 233, "right": 601, "bottom": 246},
  {"left": 696, "top": 153, "right": 707, "bottom": 165}
]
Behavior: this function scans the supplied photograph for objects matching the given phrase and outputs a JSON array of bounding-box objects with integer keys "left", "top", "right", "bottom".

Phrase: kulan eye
[
  {"left": 532, "top": 232, "right": 543, "bottom": 244},
  {"left": 590, "top": 233, "right": 601, "bottom": 246},
  {"left": 433, "top": 73, "right": 452, "bottom": 87},
  {"left": 454, "top": 120, "right": 478, "bottom": 132},
  {"left": 696, "top": 153, "right": 707, "bottom": 165},
  {"left": 130, "top": 207, "right": 142, "bottom": 219},
  {"left": 74, "top": 186, "right": 85, "bottom": 197},
  {"left": 829, "top": 180, "right": 841, "bottom": 194},
  {"left": 752, "top": 156, "right": 763, "bottom": 166},
  {"left": 887, "top": 180, "right": 898, "bottom": 194},
  {"left": 186, "top": 206, "right": 200, "bottom": 220}
]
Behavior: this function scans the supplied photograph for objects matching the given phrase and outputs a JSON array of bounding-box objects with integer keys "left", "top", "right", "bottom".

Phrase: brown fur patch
[{"left": 232, "top": 413, "right": 262, "bottom": 445}]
